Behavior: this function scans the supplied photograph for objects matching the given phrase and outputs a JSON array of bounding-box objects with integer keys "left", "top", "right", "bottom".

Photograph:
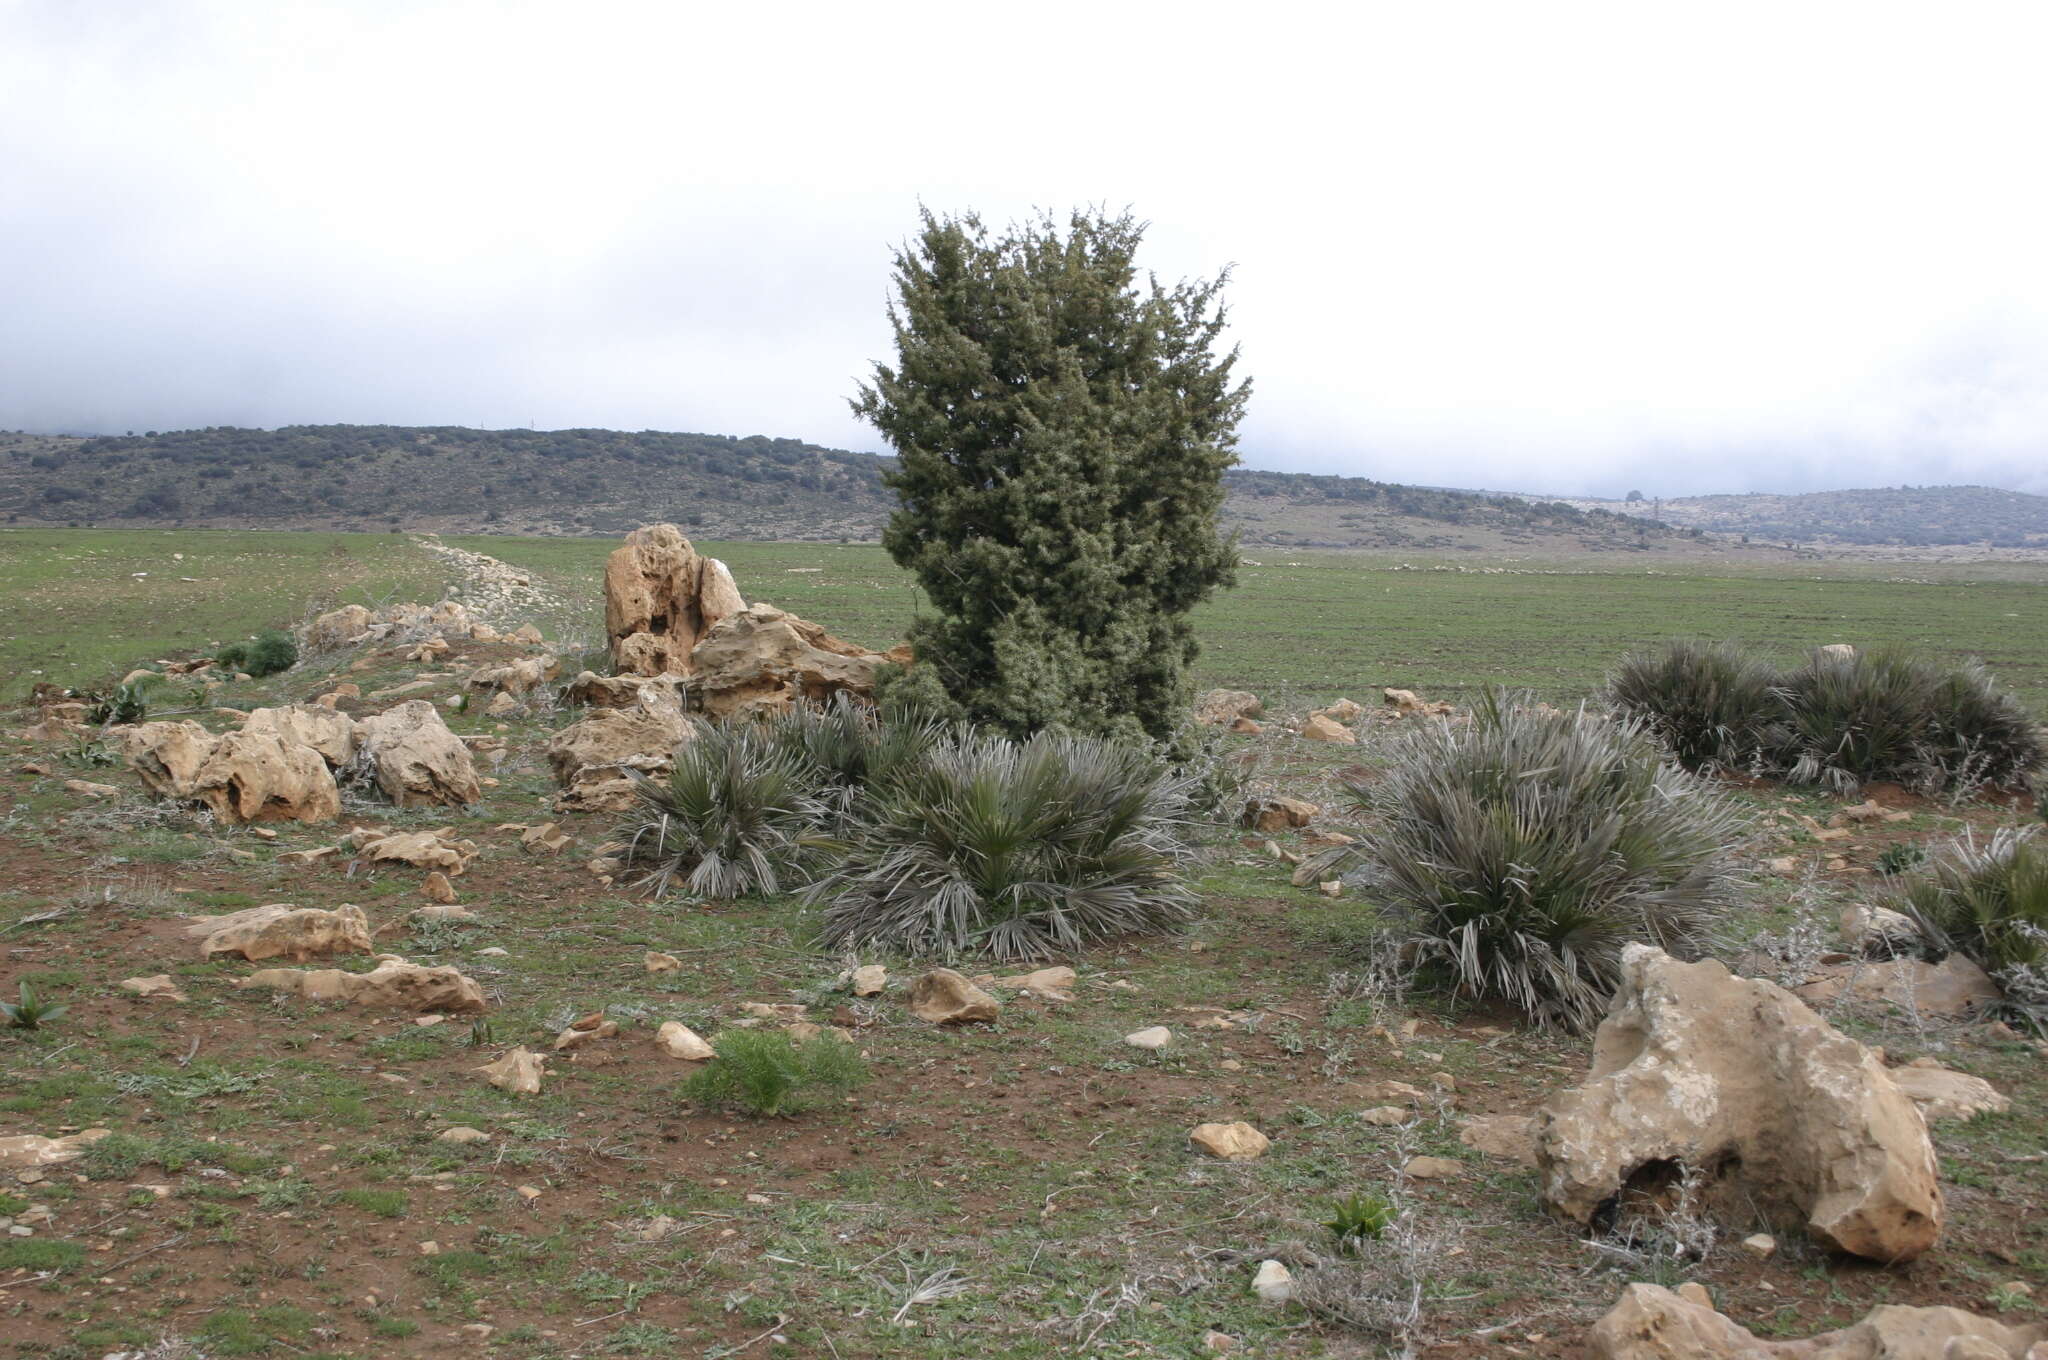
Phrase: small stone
[
  {"left": 1675, "top": 1282, "right": 1712, "bottom": 1308},
  {"left": 1190, "top": 1122, "right": 1269, "bottom": 1161},
  {"left": 516, "top": 1185, "right": 542, "bottom": 1201},
  {"left": 117, "top": 975, "right": 188, "bottom": 1002},
  {"left": 1218, "top": 1059, "right": 1243, "bottom": 1072},
  {"left": 1317, "top": 880, "right": 1343, "bottom": 898},
  {"left": 656, "top": 1021, "right": 715, "bottom": 1061},
  {"left": 437, "top": 1127, "right": 491, "bottom": 1145},
  {"left": 1741, "top": 1233, "right": 1776, "bottom": 1258},
  {"left": 476, "top": 946, "right": 509, "bottom": 957},
  {"left": 849, "top": 964, "right": 887, "bottom": 996},
  {"left": 644, "top": 951, "right": 681, "bottom": 974},
  {"left": 1251, "top": 1259, "right": 1295, "bottom": 1304},
  {"left": 1362, "top": 1106, "right": 1411, "bottom": 1126},
  {"left": 1124, "top": 1026, "right": 1172, "bottom": 1051},
  {"left": 421, "top": 872, "right": 458, "bottom": 904},
  {"left": 476, "top": 1048, "right": 546, "bottom": 1094},
  {"left": 1203, "top": 1332, "right": 1238, "bottom": 1353},
  {"left": 418, "top": 1240, "right": 441, "bottom": 1255},
  {"left": 908, "top": 968, "right": 1001, "bottom": 1024},
  {"left": 1767, "top": 856, "right": 1799, "bottom": 874},
  {"left": 1402, "top": 1155, "right": 1464, "bottom": 1180}
]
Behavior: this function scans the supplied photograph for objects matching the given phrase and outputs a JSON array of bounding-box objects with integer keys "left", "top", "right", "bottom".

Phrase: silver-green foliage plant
[
  {"left": 807, "top": 729, "right": 1197, "bottom": 961},
  {"left": 1347, "top": 693, "right": 1749, "bottom": 1032},
  {"left": 1893, "top": 827, "right": 2048, "bottom": 977},
  {"left": 765, "top": 693, "right": 944, "bottom": 826},
  {"left": 854, "top": 207, "right": 1249, "bottom": 748},
  {"left": 620, "top": 719, "right": 828, "bottom": 900},
  {"left": 1604, "top": 640, "right": 1785, "bottom": 774},
  {"left": 681, "top": 1028, "right": 868, "bottom": 1117}
]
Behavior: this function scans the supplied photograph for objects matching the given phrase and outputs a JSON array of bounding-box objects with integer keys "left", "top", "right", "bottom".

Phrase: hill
[
  {"left": 0, "top": 424, "right": 1717, "bottom": 553},
  {"left": 1535, "top": 485, "right": 2048, "bottom": 548}
]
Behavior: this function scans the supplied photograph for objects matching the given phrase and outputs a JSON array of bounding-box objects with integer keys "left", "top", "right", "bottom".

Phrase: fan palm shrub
[
  {"left": 619, "top": 719, "right": 829, "bottom": 900},
  {"left": 1893, "top": 827, "right": 2048, "bottom": 975},
  {"left": 1920, "top": 660, "right": 2047, "bottom": 795},
  {"left": 766, "top": 694, "right": 943, "bottom": 824},
  {"left": 1776, "top": 647, "right": 1945, "bottom": 793},
  {"left": 1604, "top": 641, "right": 1786, "bottom": 773},
  {"left": 1345, "top": 692, "right": 1749, "bottom": 1032},
  {"left": 807, "top": 729, "right": 1196, "bottom": 960}
]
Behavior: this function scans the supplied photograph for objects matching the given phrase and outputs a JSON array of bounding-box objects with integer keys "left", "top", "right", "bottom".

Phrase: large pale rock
[
  {"left": 467, "top": 655, "right": 558, "bottom": 697},
  {"left": 1536, "top": 945, "right": 1942, "bottom": 1264},
  {"left": 1298, "top": 713, "right": 1357, "bottom": 744},
  {"left": 1796, "top": 955, "right": 2001, "bottom": 1018},
  {"left": 355, "top": 828, "right": 480, "bottom": 876},
  {"left": 0, "top": 1128, "right": 111, "bottom": 1170},
  {"left": 1195, "top": 690, "right": 1263, "bottom": 726},
  {"left": 656, "top": 1021, "right": 715, "bottom": 1060},
  {"left": 1244, "top": 796, "right": 1318, "bottom": 832},
  {"left": 545, "top": 681, "right": 690, "bottom": 812},
  {"left": 908, "top": 968, "right": 1000, "bottom": 1024},
  {"left": 605, "top": 524, "right": 747, "bottom": 676},
  {"left": 688, "top": 604, "right": 888, "bottom": 719},
  {"left": 1190, "top": 1122, "right": 1270, "bottom": 1161},
  {"left": 1586, "top": 1282, "right": 2044, "bottom": 1359},
  {"left": 241, "top": 704, "right": 359, "bottom": 768},
  {"left": 563, "top": 670, "right": 674, "bottom": 709},
  {"left": 120, "top": 720, "right": 224, "bottom": 800},
  {"left": 356, "top": 700, "right": 481, "bottom": 806},
  {"left": 1314, "top": 698, "right": 1364, "bottom": 724},
  {"left": 187, "top": 904, "right": 373, "bottom": 962},
  {"left": 238, "top": 957, "right": 486, "bottom": 1012},
  {"left": 306, "top": 604, "right": 373, "bottom": 650},
  {"left": 121, "top": 722, "right": 340, "bottom": 824},
  {"left": 477, "top": 1047, "right": 546, "bottom": 1094}
]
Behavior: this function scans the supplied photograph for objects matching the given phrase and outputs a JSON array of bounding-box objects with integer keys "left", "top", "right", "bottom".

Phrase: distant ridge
[
  {"left": 1514, "top": 485, "right": 2048, "bottom": 548},
  {"left": 0, "top": 424, "right": 1723, "bottom": 554}
]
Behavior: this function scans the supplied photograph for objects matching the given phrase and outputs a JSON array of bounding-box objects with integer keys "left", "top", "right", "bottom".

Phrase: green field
[{"left": 4, "top": 528, "right": 2046, "bottom": 714}]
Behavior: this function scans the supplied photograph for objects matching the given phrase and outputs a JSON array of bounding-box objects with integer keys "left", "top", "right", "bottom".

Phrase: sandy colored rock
[
  {"left": 1403, "top": 1155, "right": 1464, "bottom": 1180},
  {"left": 358, "top": 828, "right": 480, "bottom": 876},
  {"left": 644, "top": 951, "right": 681, "bottom": 974},
  {"left": 355, "top": 700, "right": 481, "bottom": 806},
  {"left": 437, "top": 1126, "right": 491, "bottom": 1145},
  {"left": 688, "top": 603, "right": 889, "bottom": 719},
  {"left": 118, "top": 975, "right": 188, "bottom": 1001},
  {"left": 989, "top": 965, "right": 1076, "bottom": 999},
  {"left": 477, "top": 1047, "right": 546, "bottom": 1094},
  {"left": 188, "top": 903, "right": 373, "bottom": 962},
  {"left": 655, "top": 1021, "right": 715, "bottom": 1060},
  {"left": 1245, "top": 796, "right": 1318, "bottom": 832},
  {"left": 1537, "top": 945, "right": 1942, "bottom": 1264},
  {"left": 1230, "top": 716, "right": 1263, "bottom": 735},
  {"left": 236, "top": 706, "right": 357, "bottom": 771},
  {"left": 121, "top": 721, "right": 339, "bottom": 824},
  {"left": 908, "top": 968, "right": 1001, "bottom": 1024},
  {"left": 1586, "top": 1281, "right": 2044, "bottom": 1359},
  {"left": 1796, "top": 954, "right": 2001, "bottom": 1018},
  {"left": 1251, "top": 1259, "right": 1295, "bottom": 1305},
  {"left": 64, "top": 777, "right": 119, "bottom": 798},
  {"left": 1459, "top": 1113, "right": 1539, "bottom": 1165},
  {"left": 1362, "top": 1106, "right": 1412, "bottom": 1126},
  {"left": 1125, "top": 1026, "right": 1173, "bottom": 1051},
  {"left": 1314, "top": 697, "right": 1364, "bottom": 724},
  {"left": 1889, "top": 1064, "right": 2011, "bottom": 1122},
  {"left": 849, "top": 964, "right": 887, "bottom": 996},
  {"left": 307, "top": 604, "right": 374, "bottom": 650},
  {"left": 0, "top": 1129, "right": 111, "bottom": 1170},
  {"left": 553, "top": 1019, "right": 619, "bottom": 1051},
  {"left": 1742, "top": 1233, "right": 1777, "bottom": 1258},
  {"left": 1298, "top": 713, "right": 1357, "bottom": 744},
  {"left": 422, "top": 871, "right": 458, "bottom": 904},
  {"left": 239, "top": 957, "right": 487, "bottom": 1013},
  {"left": 467, "top": 654, "right": 558, "bottom": 697},
  {"left": 546, "top": 680, "right": 689, "bottom": 812},
  {"left": 605, "top": 524, "right": 748, "bottom": 676},
  {"left": 1190, "top": 1121, "right": 1270, "bottom": 1161},
  {"left": 1195, "top": 689, "right": 1263, "bottom": 725},
  {"left": 521, "top": 822, "right": 573, "bottom": 855}
]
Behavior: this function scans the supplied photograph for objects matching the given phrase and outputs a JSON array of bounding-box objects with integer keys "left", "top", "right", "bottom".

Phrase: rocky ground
[{"left": 0, "top": 544, "right": 2044, "bottom": 1359}]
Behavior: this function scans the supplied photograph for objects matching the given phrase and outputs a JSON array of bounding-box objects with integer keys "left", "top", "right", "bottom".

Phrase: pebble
[
  {"left": 1251, "top": 1259, "right": 1295, "bottom": 1304},
  {"left": 1124, "top": 1026, "right": 1172, "bottom": 1051}
]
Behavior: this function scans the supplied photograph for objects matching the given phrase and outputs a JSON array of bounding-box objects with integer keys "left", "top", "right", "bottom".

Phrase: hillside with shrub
[{"left": 0, "top": 425, "right": 1716, "bottom": 552}]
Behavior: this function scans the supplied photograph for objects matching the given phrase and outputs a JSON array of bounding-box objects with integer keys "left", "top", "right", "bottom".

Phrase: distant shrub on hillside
[{"left": 215, "top": 629, "right": 297, "bottom": 678}]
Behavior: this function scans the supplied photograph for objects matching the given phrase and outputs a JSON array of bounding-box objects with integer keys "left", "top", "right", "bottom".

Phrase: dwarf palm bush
[
  {"left": 767, "top": 694, "right": 943, "bottom": 822},
  {"left": 1777, "top": 648, "right": 1943, "bottom": 793},
  {"left": 1894, "top": 828, "right": 2048, "bottom": 975},
  {"left": 1604, "top": 641, "right": 1785, "bottom": 773},
  {"left": 808, "top": 729, "right": 1196, "bottom": 961},
  {"left": 1347, "top": 693, "right": 1749, "bottom": 1032},
  {"left": 620, "top": 720, "right": 828, "bottom": 900},
  {"left": 1921, "top": 661, "right": 2047, "bottom": 795}
]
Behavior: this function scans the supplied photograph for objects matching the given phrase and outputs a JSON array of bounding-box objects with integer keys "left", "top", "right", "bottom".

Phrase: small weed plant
[
  {"left": 1324, "top": 1190, "right": 1396, "bottom": 1247},
  {"left": 680, "top": 1028, "right": 867, "bottom": 1117},
  {"left": 2, "top": 982, "right": 68, "bottom": 1030}
]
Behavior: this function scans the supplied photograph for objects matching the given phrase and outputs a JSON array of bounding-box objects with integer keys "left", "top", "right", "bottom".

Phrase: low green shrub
[
  {"left": 1346, "top": 692, "right": 1748, "bottom": 1032},
  {"left": 765, "top": 692, "right": 942, "bottom": 823},
  {"left": 619, "top": 719, "right": 829, "bottom": 899},
  {"left": 681, "top": 1028, "right": 867, "bottom": 1117},
  {"left": 1605, "top": 640, "right": 1785, "bottom": 774},
  {"left": 1324, "top": 1190, "right": 1396, "bottom": 1245},
  {"left": 807, "top": 729, "right": 1196, "bottom": 960},
  {"left": 214, "top": 629, "right": 297, "bottom": 678},
  {"left": 1894, "top": 828, "right": 2048, "bottom": 975}
]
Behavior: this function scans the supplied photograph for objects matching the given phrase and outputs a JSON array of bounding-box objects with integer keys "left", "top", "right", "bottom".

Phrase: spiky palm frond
[
  {"left": 1604, "top": 641, "right": 1786, "bottom": 773},
  {"left": 619, "top": 719, "right": 829, "bottom": 901},
  {"left": 1893, "top": 827, "right": 2048, "bottom": 974}
]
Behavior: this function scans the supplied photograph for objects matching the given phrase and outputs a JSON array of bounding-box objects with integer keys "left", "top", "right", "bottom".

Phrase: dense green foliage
[
  {"left": 855, "top": 208, "right": 1248, "bottom": 744},
  {"left": 215, "top": 628, "right": 297, "bottom": 677},
  {"left": 619, "top": 721, "right": 828, "bottom": 900},
  {"left": 1895, "top": 829, "right": 2048, "bottom": 975},
  {"left": 680, "top": 1028, "right": 868, "bottom": 1117},
  {"left": 1345, "top": 694, "right": 1749, "bottom": 1031},
  {"left": 1608, "top": 642, "right": 2044, "bottom": 795},
  {"left": 807, "top": 729, "right": 1196, "bottom": 961}
]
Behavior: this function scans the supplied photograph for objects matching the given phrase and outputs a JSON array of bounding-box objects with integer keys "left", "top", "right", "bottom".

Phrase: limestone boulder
[
  {"left": 187, "top": 904, "right": 373, "bottom": 962},
  {"left": 1384, "top": 687, "right": 1454, "bottom": 717},
  {"left": 120, "top": 721, "right": 221, "bottom": 799},
  {"left": 908, "top": 968, "right": 1000, "bottom": 1024},
  {"left": 1195, "top": 690, "right": 1263, "bottom": 726},
  {"left": 306, "top": 604, "right": 374, "bottom": 650},
  {"left": 356, "top": 700, "right": 481, "bottom": 806},
  {"left": 238, "top": 956, "right": 487, "bottom": 1012},
  {"left": 1889, "top": 1062, "right": 2011, "bottom": 1122},
  {"left": 356, "top": 828, "right": 480, "bottom": 876},
  {"left": 1795, "top": 954, "right": 2001, "bottom": 1018},
  {"left": 467, "top": 655, "right": 558, "bottom": 697},
  {"left": 1314, "top": 698, "right": 1364, "bottom": 724},
  {"left": 1299, "top": 713, "right": 1357, "bottom": 744},
  {"left": 605, "top": 524, "right": 747, "bottom": 676},
  {"left": 562, "top": 670, "right": 675, "bottom": 709},
  {"left": 477, "top": 1047, "right": 546, "bottom": 1094},
  {"left": 1190, "top": 1122, "right": 1270, "bottom": 1161},
  {"left": 0, "top": 1128, "right": 111, "bottom": 1170},
  {"left": 545, "top": 681, "right": 689, "bottom": 812},
  {"left": 1244, "top": 796, "right": 1318, "bottom": 832},
  {"left": 122, "top": 722, "right": 339, "bottom": 824},
  {"left": 688, "top": 604, "right": 889, "bottom": 719},
  {"left": 1536, "top": 945, "right": 1942, "bottom": 1264},
  {"left": 1587, "top": 1282, "right": 2043, "bottom": 1360},
  {"left": 656, "top": 1022, "right": 715, "bottom": 1060},
  {"left": 241, "top": 704, "right": 359, "bottom": 767}
]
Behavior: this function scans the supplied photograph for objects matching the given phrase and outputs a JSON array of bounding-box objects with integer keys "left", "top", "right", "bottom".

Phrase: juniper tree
[{"left": 854, "top": 207, "right": 1249, "bottom": 745}]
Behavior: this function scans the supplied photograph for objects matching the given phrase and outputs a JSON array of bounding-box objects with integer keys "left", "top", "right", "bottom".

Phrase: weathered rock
[
  {"left": 240, "top": 704, "right": 359, "bottom": 768},
  {"left": 188, "top": 904, "right": 373, "bottom": 962},
  {"left": 1314, "top": 698, "right": 1364, "bottom": 724},
  {"left": 1299, "top": 713, "right": 1357, "bottom": 744},
  {"left": 355, "top": 700, "right": 481, "bottom": 806},
  {"left": 689, "top": 604, "right": 889, "bottom": 719},
  {"left": 1460, "top": 1114, "right": 1540, "bottom": 1165},
  {"left": 908, "top": 968, "right": 1000, "bottom": 1024},
  {"left": 422, "top": 871, "right": 458, "bottom": 904},
  {"left": 118, "top": 975, "right": 188, "bottom": 1001},
  {"left": 1585, "top": 1282, "right": 2044, "bottom": 1360},
  {"left": 1889, "top": 1063, "right": 2011, "bottom": 1122},
  {"left": 0, "top": 1129, "right": 111, "bottom": 1170},
  {"left": 120, "top": 721, "right": 340, "bottom": 824},
  {"left": 521, "top": 822, "right": 573, "bottom": 855},
  {"left": 988, "top": 965, "right": 1076, "bottom": 999},
  {"left": 1383, "top": 687, "right": 1454, "bottom": 717},
  {"left": 605, "top": 524, "right": 748, "bottom": 676},
  {"left": 467, "top": 655, "right": 558, "bottom": 697},
  {"left": 1125, "top": 1026, "right": 1173, "bottom": 1051},
  {"left": 1796, "top": 954, "right": 2001, "bottom": 1018},
  {"left": 1841, "top": 904, "right": 1919, "bottom": 955},
  {"left": 655, "top": 1021, "right": 715, "bottom": 1060},
  {"left": 64, "top": 778, "right": 119, "bottom": 798},
  {"left": 306, "top": 604, "right": 374, "bottom": 650},
  {"left": 1190, "top": 1121, "right": 1270, "bottom": 1161},
  {"left": 1244, "top": 795, "right": 1318, "bottom": 832},
  {"left": 546, "top": 680, "right": 689, "bottom": 813},
  {"left": 1537, "top": 946, "right": 1942, "bottom": 1264},
  {"left": 644, "top": 951, "right": 681, "bottom": 974},
  {"left": 476, "top": 1047, "right": 546, "bottom": 1094},
  {"left": 1361, "top": 1106, "right": 1412, "bottom": 1126},
  {"left": 553, "top": 1019, "right": 619, "bottom": 1051},
  {"left": 238, "top": 957, "right": 487, "bottom": 1012},
  {"left": 357, "top": 828, "right": 480, "bottom": 876},
  {"left": 1403, "top": 1155, "right": 1464, "bottom": 1180},
  {"left": 436, "top": 1126, "right": 491, "bottom": 1145},
  {"left": 1742, "top": 1233, "right": 1777, "bottom": 1258},
  {"left": 1251, "top": 1260, "right": 1295, "bottom": 1305},
  {"left": 848, "top": 964, "right": 887, "bottom": 996},
  {"left": 1195, "top": 690, "right": 1264, "bottom": 726},
  {"left": 1230, "top": 716, "right": 1263, "bottom": 735}
]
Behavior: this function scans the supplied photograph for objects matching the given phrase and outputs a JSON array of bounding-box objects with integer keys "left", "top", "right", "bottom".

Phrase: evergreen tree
[{"left": 854, "top": 207, "right": 1249, "bottom": 745}]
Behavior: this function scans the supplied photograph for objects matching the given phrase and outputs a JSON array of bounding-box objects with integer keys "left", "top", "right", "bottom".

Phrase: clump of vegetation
[
  {"left": 1345, "top": 693, "right": 1748, "bottom": 1032},
  {"left": 1894, "top": 828, "right": 2048, "bottom": 976},
  {"left": 1324, "top": 1190, "right": 1396, "bottom": 1246},
  {"left": 808, "top": 729, "right": 1196, "bottom": 961},
  {"left": 1876, "top": 843, "right": 1928, "bottom": 877},
  {"left": 213, "top": 628, "right": 297, "bottom": 677},
  {"left": 86, "top": 674, "right": 158, "bottom": 725},
  {"left": 2, "top": 981, "right": 69, "bottom": 1030},
  {"left": 1604, "top": 641, "right": 1784, "bottom": 773},
  {"left": 1608, "top": 642, "right": 2044, "bottom": 796},
  {"left": 766, "top": 692, "right": 942, "bottom": 823},
  {"left": 680, "top": 1029, "right": 867, "bottom": 1117},
  {"left": 620, "top": 720, "right": 828, "bottom": 900}
]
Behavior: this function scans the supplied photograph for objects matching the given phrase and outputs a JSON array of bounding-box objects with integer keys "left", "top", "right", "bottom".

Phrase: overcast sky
[{"left": 4, "top": 1, "right": 2045, "bottom": 497}]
